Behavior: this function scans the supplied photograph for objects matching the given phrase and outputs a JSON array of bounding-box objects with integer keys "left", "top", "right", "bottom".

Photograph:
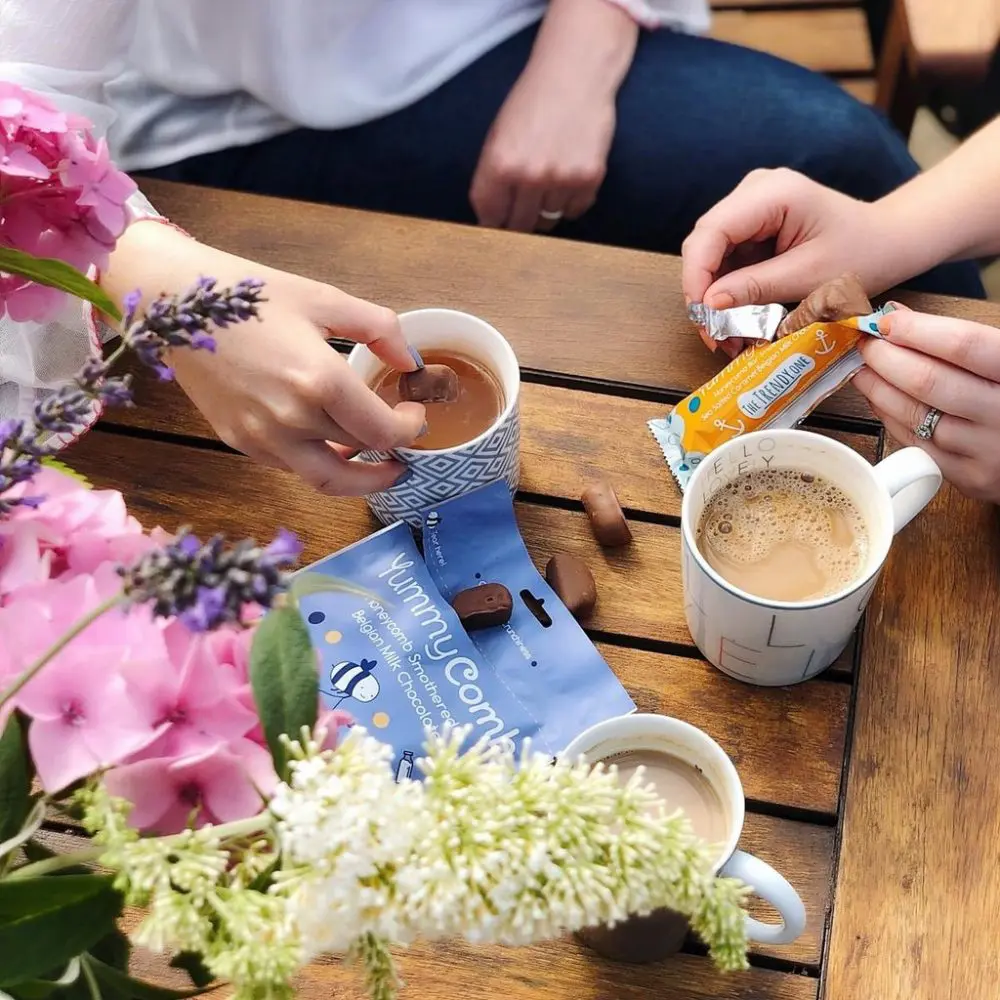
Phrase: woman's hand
[
  {"left": 853, "top": 305, "right": 1000, "bottom": 503},
  {"left": 105, "top": 224, "right": 425, "bottom": 496},
  {"left": 469, "top": 0, "right": 637, "bottom": 234},
  {"left": 680, "top": 169, "right": 921, "bottom": 356},
  {"left": 470, "top": 63, "right": 616, "bottom": 233}
]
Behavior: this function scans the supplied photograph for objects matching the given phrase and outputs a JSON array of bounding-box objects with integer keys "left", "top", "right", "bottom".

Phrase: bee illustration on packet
[{"left": 651, "top": 273, "right": 888, "bottom": 490}]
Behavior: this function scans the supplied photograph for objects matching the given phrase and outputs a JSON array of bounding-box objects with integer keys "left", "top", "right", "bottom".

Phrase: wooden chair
[
  {"left": 706, "top": 0, "right": 1000, "bottom": 138},
  {"left": 876, "top": 0, "right": 1000, "bottom": 136}
]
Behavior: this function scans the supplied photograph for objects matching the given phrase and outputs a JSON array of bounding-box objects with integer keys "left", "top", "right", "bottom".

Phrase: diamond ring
[{"left": 914, "top": 406, "right": 942, "bottom": 441}]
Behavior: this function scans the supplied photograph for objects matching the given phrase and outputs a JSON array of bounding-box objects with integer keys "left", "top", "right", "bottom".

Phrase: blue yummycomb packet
[
  {"left": 422, "top": 481, "right": 635, "bottom": 754},
  {"left": 290, "top": 521, "right": 543, "bottom": 779}
]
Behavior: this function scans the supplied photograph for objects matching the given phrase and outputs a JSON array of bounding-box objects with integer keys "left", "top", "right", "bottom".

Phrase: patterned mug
[{"left": 347, "top": 308, "right": 521, "bottom": 527}]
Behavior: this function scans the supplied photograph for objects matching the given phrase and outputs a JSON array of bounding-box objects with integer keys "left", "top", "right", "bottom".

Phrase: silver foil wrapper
[{"left": 688, "top": 302, "right": 788, "bottom": 343}]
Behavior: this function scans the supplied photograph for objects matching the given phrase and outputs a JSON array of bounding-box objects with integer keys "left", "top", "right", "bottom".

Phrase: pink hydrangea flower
[
  {"left": 104, "top": 740, "right": 276, "bottom": 834},
  {"left": 1, "top": 83, "right": 136, "bottom": 322},
  {"left": 4, "top": 570, "right": 168, "bottom": 791},
  {"left": 122, "top": 620, "right": 259, "bottom": 760},
  {"left": 0, "top": 468, "right": 152, "bottom": 601}
]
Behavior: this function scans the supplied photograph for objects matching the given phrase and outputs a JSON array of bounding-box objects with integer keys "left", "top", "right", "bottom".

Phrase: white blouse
[{"left": 0, "top": 0, "right": 710, "bottom": 423}]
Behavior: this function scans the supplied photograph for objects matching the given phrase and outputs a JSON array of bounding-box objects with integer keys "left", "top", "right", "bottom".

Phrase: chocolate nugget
[
  {"left": 545, "top": 554, "right": 597, "bottom": 620},
  {"left": 398, "top": 364, "right": 460, "bottom": 403},
  {"left": 452, "top": 583, "right": 513, "bottom": 630},
  {"left": 582, "top": 480, "right": 632, "bottom": 548},
  {"left": 776, "top": 272, "right": 873, "bottom": 339}
]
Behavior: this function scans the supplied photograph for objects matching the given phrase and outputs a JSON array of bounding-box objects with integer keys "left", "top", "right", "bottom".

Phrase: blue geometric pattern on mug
[{"left": 364, "top": 406, "right": 520, "bottom": 527}]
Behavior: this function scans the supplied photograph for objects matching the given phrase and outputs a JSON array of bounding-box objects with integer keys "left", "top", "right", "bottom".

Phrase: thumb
[
  {"left": 703, "top": 245, "right": 827, "bottom": 310},
  {"left": 313, "top": 285, "right": 416, "bottom": 372}
]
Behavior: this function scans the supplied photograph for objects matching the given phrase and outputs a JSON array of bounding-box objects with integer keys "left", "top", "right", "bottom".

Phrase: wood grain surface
[{"left": 824, "top": 465, "right": 1000, "bottom": 1000}]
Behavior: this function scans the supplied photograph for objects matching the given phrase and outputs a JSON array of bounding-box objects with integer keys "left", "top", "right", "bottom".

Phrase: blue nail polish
[
  {"left": 407, "top": 345, "right": 425, "bottom": 369},
  {"left": 417, "top": 422, "right": 429, "bottom": 438}
]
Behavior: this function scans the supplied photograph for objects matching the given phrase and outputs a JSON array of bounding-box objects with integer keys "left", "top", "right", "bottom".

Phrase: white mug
[
  {"left": 347, "top": 308, "right": 521, "bottom": 527},
  {"left": 682, "top": 429, "right": 942, "bottom": 686},
  {"left": 562, "top": 713, "right": 806, "bottom": 960}
]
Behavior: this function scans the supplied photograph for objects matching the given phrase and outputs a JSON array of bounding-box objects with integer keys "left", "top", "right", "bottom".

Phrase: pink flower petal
[{"left": 104, "top": 757, "right": 174, "bottom": 830}]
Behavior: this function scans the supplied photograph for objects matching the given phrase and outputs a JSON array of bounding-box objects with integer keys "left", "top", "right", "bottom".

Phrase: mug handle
[
  {"left": 872, "top": 447, "right": 943, "bottom": 534},
  {"left": 719, "top": 850, "right": 807, "bottom": 946}
]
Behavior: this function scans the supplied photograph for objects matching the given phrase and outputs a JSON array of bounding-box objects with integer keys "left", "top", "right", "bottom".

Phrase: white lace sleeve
[
  {"left": 0, "top": 0, "right": 160, "bottom": 425},
  {"left": 604, "top": 0, "right": 711, "bottom": 33}
]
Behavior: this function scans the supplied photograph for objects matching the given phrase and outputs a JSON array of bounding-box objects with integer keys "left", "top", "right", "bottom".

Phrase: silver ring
[
  {"left": 914, "top": 406, "right": 942, "bottom": 441},
  {"left": 538, "top": 209, "right": 564, "bottom": 222}
]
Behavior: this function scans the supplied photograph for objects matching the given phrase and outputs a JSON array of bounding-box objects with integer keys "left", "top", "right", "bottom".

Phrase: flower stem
[
  {"left": 80, "top": 955, "right": 103, "bottom": 1000},
  {"left": 8, "top": 845, "right": 105, "bottom": 879},
  {"left": 0, "top": 594, "right": 124, "bottom": 709}
]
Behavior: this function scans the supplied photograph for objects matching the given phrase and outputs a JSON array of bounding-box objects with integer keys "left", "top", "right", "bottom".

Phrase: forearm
[
  {"left": 525, "top": 0, "right": 640, "bottom": 97},
  {"left": 871, "top": 116, "right": 1000, "bottom": 281}
]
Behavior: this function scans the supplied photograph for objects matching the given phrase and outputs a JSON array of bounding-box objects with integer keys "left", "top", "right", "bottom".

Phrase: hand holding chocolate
[
  {"left": 775, "top": 272, "right": 872, "bottom": 339},
  {"left": 652, "top": 274, "right": 885, "bottom": 491}
]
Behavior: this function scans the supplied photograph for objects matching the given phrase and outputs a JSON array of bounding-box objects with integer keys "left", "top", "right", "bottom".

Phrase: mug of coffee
[
  {"left": 683, "top": 429, "right": 942, "bottom": 686},
  {"left": 347, "top": 308, "right": 520, "bottom": 527},
  {"left": 562, "top": 713, "right": 806, "bottom": 963}
]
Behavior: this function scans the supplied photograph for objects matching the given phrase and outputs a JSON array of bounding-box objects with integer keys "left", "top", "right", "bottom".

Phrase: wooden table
[{"left": 61, "top": 181, "right": 1000, "bottom": 1000}]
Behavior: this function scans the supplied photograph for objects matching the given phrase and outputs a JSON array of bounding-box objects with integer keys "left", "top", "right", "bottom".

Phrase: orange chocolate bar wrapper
[{"left": 649, "top": 310, "right": 884, "bottom": 490}]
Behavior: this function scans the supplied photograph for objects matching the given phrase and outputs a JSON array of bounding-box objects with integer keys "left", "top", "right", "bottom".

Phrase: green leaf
[
  {"left": 0, "top": 249, "right": 121, "bottom": 323},
  {"left": 249, "top": 606, "right": 319, "bottom": 779},
  {"left": 38, "top": 459, "right": 92, "bottom": 490},
  {"left": 166, "top": 955, "right": 214, "bottom": 990},
  {"left": 6, "top": 958, "right": 82, "bottom": 1000},
  {"left": 0, "top": 714, "right": 33, "bottom": 846},
  {"left": 289, "top": 572, "right": 380, "bottom": 606},
  {"left": 88, "top": 930, "right": 130, "bottom": 973},
  {"left": 85, "top": 956, "right": 210, "bottom": 1000},
  {"left": 0, "top": 875, "right": 122, "bottom": 987}
]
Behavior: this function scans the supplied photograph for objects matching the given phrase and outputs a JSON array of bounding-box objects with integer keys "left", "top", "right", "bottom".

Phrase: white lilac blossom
[{"left": 76, "top": 728, "right": 750, "bottom": 1000}]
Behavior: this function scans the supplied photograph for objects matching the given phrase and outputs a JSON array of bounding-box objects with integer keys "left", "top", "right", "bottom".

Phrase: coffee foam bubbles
[{"left": 696, "top": 468, "right": 868, "bottom": 600}]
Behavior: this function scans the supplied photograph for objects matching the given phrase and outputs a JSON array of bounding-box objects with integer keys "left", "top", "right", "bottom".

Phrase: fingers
[
  {"left": 470, "top": 161, "right": 515, "bottom": 229},
  {"left": 312, "top": 285, "right": 414, "bottom": 372},
  {"left": 310, "top": 356, "right": 426, "bottom": 451},
  {"left": 507, "top": 185, "right": 547, "bottom": 233},
  {"left": 858, "top": 336, "right": 1000, "bottom": 425},
  {"left": 879, "top": 309, "right": 1000, "bottom": 382},
  {"left": 535, "top": 193, "right": 571, "bottom": 234},
  {"left": 701, "top": 246, "right": 826, "bottom": 310},
  {"left": 852, "top": 367, "right": 981, "bottom": 457},
  {"left": 282, "top": 440, "right": 409, "bottom": 497},
  {"left": 681, "top": 168, "right": 800, "bottom": 305}
]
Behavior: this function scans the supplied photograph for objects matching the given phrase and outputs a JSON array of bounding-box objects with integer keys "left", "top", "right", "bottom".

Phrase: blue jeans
[{"left": 145, "top": 24, "right": 985, "bottom": 299}]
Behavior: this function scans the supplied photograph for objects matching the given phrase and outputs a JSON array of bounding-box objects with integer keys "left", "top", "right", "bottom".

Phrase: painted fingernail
[
  {"left": 407, "top": 345, "right": 425, "bottom": 369},
  {"left": 417, "top": 422, "right": 429, "bottom": 438}
]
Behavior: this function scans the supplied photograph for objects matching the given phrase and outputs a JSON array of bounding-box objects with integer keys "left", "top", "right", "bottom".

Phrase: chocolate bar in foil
[{"left": 688, "top": 302, "right": 788, "bottom": 344}]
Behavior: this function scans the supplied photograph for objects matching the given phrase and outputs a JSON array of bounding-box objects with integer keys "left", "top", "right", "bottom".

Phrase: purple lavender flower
[
  {"left": 118, "top": 526, "right": 302, "bottom": 631},
  {"left": 123, "top": 277, "right": 266, "bottom": 380}
]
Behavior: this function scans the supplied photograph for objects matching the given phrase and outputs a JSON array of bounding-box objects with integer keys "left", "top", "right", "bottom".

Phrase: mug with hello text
[{"left": 681, "top": 429, "right": 942, "bottom": 686}]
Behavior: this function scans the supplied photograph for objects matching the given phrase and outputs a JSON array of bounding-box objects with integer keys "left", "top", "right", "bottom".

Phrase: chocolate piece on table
[
  {"left": 451, "top": 583, "right": 513, "bottom": 630},
  {"left": 581, "top": 480, "right": 632, "bottom": 548},
  {"left": 398, "top": 364, "right": 460, "bottom": 403},
  {"left": 776, "top": 272, "right": 873, "bottom": 339},
  {"left": 545, "top": 554, "right": 597, "bottom": 620}
]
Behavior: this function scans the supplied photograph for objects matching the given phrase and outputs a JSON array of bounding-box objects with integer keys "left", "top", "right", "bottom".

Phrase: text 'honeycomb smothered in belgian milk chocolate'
[
  {"left": 545, "top": 554, "right": 597, "bottom": 619},
  {"left": 451, "top": 583, "right": 513, "bottom": 630}
]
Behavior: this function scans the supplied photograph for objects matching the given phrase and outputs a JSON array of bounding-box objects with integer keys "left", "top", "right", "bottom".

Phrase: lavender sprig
[
  {"left": 123, "top": 277, "right": 266, "bottom": 380},
  {"left": 118, "top": 526, "right": 302, "bottom": 631},
  {"left": 0, "top": 277, "right": 265, "bottom": 515}
]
